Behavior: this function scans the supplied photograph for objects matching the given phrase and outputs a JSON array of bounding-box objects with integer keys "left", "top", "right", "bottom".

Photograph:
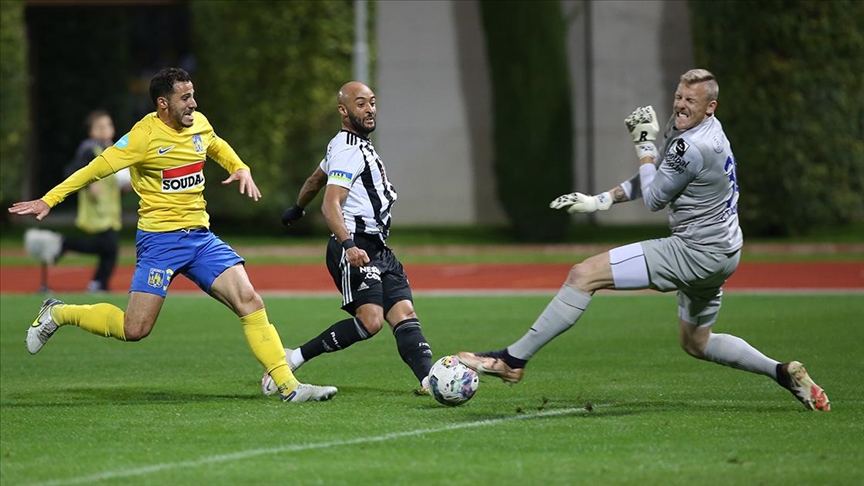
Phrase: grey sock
[
  {"left": 508, "top": 285, "right": 592, "bottom": 361},
  {"left": 703, "top": 333, "right": 779, "bottom": 378}
]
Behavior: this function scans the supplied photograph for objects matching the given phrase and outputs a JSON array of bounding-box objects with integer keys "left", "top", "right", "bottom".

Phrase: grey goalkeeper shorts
[{"left": 640, "top": 236, "right": 740, "bottom": 326}]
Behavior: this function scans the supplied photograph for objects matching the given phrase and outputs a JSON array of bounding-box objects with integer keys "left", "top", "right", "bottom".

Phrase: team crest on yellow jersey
[{"left": 192, "top": 134, "right": 205, "bottom": 153}]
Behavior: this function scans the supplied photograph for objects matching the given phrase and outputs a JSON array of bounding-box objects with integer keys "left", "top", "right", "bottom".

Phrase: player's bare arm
[
  {"left": 222, "top": 168, "right": 261, "bottom": 201},
  {"left": 322, "top": 184, "right": 369, "bottom": 267},
  {"left": 8, "top": 199, "right": 51, "bottom": 220},
  {"left": 281, "top": 167, "right": 328, "bottom": 227},
  {"left": 297, "top": 167, "right": 328, "bottom": 208}
]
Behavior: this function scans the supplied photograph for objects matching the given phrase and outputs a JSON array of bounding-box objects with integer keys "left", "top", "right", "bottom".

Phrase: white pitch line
[{"left": 26, "top": 406, "right": 596, "bottom": 486}]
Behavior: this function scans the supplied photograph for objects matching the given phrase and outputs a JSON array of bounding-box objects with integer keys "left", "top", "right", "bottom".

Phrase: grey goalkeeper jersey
[{"left": 632, "top": 115, "right": 743, "bottom": 253}]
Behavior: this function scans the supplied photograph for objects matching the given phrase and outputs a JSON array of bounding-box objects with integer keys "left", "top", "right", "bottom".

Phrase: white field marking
[{"left": 27, "top": 406, "right": 598, "bottom": 486}]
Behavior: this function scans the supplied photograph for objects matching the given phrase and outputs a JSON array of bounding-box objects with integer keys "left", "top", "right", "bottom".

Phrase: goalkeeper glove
[
  {"left": 624, "top": 105, "right": 659, "bottom": 161},
  {"left": 281, "top": 205, "right": 306, "bottom": 226},
  {"left": 549, "top": 192, "right": 613, "bottom": 214}
]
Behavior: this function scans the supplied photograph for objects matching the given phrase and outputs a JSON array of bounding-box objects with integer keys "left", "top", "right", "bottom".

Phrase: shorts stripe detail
[{"left": 340, "top": 249, "right": 352, "bottom": 307}]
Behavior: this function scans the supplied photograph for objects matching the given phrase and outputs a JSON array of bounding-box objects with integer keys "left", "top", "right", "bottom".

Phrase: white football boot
[
  {"left": 280, "top": 383, "right": 338, "bottom": 403},
  {"left": 261, "top": 348, "right": 301, "bottom": 396},
  {"left": 27, "top": 298, "right": 64, "bottom": 354}
]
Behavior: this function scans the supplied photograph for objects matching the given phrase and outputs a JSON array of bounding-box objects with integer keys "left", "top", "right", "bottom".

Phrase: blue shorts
[{"left": 130, "top": 228, "right": 244, "bottom": 297}]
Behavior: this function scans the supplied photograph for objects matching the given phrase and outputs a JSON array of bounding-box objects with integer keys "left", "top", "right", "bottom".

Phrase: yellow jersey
[{"left": 43, "top": 112, "right": 250, "bottom": 232}]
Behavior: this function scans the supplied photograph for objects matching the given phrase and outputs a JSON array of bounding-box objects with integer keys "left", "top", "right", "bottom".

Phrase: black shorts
[{"left": 326, "top": 234, "right": 413, "bottom": 315}]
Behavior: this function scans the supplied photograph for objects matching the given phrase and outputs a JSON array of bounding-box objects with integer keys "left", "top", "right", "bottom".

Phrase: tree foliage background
[
  {"left": 3, "top": 0, "right": 861, "bottom": 237},
  {"left": 690, "top": 0, "right": 864, "bottom": 236},
  {"left": 480, "top": 0, "right": 573, "bottom": 241},
  {"left": 0, "top": 0, "right": 28, "bottom": 214},
  {"left": 190, "top": 0, "right": 355, "bottom": 229},
  {"left": 25, "top": 5, "right": 131, "bottom": 203}
]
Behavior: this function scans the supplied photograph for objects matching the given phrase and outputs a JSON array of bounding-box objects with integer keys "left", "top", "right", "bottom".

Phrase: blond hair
[{"left": 680, "top": 69, "right": 719, "bottom": 102}]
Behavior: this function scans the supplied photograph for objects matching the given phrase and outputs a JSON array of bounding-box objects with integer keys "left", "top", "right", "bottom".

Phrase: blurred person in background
[
  {"left": 457, "top": 69, "right": 830, "bottom": 412},
  {"left": 25, "top": 110, "right": 131, "bottom": 292},
  {"left": 263, "top": 81, "right": 434, "bottom": 396},
  {"left": 9, "top": 67, "right": 336, "bottom": 403}
]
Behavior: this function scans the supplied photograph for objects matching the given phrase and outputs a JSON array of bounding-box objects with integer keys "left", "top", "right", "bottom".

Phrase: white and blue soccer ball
[{"left": 428, "top": 355, "right": 479, "bottom": 407}]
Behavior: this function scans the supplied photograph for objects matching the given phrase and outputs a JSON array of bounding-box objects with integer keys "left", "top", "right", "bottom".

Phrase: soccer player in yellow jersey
[{"left": 8, "top": 67, "right": 337, "bottom": 403}]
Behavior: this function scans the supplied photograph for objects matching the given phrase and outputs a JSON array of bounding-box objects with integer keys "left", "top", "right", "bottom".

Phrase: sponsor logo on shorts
[
  {"left": 357, "top": 282, "right": 369, "bottom": 291},
  {"left": 360, "top": 265, "right": 382, "bottom": 282},
  {"left": 192, "top": 134, "right": 205, "bottom": 153},
  {"left": 162, "top": 161, "right": 205, "bottom": 193},
  {"left": 329, "top": 169, "right": 353, "bottom": 182}
]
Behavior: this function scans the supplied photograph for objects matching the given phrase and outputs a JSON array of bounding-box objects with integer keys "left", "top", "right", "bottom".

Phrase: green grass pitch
[{"left": 1, "top": 292, "right": 862, "bottom": 485}]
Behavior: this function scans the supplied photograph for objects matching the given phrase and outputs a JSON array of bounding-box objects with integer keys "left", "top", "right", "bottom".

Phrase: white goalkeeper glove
[
  {"left": 624, "top": 105, "right": 659, "bottom": 161},
  {"left": 549, "top": 191, "right": 613, "bottom": 214}
]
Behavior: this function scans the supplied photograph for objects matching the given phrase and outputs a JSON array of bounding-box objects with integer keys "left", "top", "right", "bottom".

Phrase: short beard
[
  {"left": 348, "top": 112, "right": 375, "bottom": 136},
  {"left": 171, "top": 107, "right": 192, "bottom": 128}
]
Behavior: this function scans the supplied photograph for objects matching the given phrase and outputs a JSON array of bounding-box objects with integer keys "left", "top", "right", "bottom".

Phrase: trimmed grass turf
[{"left": 0, "top": 293, "right": 862, "bottom": 485}]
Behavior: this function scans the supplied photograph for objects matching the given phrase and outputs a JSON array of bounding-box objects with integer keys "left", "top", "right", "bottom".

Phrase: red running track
[{"left": 0, "top": 262, "right": 861, "bottom": 294}]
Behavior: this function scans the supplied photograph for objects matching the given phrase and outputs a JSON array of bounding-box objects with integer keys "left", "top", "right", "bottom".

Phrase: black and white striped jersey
[{"left": 319, "top": 130, "right": 397, "bottom": 240}]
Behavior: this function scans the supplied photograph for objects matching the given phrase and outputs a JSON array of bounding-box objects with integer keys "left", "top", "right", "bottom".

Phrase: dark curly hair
[{"left": 149, "top": 67, "right": 192, "bottom": 107}]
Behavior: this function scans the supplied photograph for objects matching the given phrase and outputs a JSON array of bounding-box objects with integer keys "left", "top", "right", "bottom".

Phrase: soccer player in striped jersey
[
  {"left": 457, "top": 69, "right": 829, "bottom": 412},
  {"left": 9, "top": 67, "right": 336, "bottom": 403},
  {"left": 263, "top": 81, "right": 434, "bottom": 395}
]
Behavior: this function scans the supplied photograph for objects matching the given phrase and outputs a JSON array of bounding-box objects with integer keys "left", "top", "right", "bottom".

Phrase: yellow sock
[
  {"left": 240, "top": 308, "right": 299, "bottom": 393},
  {"left": 52, "top": 303, "right": 126, "bottom": 340}
]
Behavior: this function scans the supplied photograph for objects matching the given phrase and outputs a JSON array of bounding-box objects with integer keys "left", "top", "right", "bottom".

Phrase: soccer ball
[{"left": 428, "top": 355, "right": 479, "bottom": 407}]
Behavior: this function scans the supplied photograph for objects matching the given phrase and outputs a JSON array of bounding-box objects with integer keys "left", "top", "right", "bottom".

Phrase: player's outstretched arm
[
  {"left": 550, "top": 191, "right": 613, "bottom": 214},
  {"left": 12, "top": 157, "right": 119, "bottom": 217},
  {"left": 222, "top": 169, "right": 262, "bottom": 201},
  {"left": 8, "top": 199, "right": 52, "bottom": 221},
  {"left": 282, "top": 167, "right": 328, "bottom": 226}
]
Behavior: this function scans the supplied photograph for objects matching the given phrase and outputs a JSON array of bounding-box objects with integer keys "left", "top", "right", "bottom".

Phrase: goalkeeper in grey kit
[{"left": 458, "top": 69, "right": 830, "bottom": 412}]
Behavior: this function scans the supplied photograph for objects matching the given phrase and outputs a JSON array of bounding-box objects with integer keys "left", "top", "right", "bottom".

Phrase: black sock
[
  {"left": 503, "top": 350, "right": 528, "bottom": 370},
  {"left": 479, "top": 349, "right": 527, "bottom": 369},
  {"left": 300, "top": 317, "right": 371, "bottom": 361},
  {"left": 393, "top": 318, "right": 433, "bottom": 383}
]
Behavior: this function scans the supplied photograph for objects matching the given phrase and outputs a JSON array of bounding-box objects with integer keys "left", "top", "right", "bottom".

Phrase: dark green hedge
[
  {"left": 480, "top": 0, "right": 573, "bottom": 241},
  {"left": 690, "top": 0, "right": 864, "bottom": 236},
  {"left": 25, "top": 5, "right": 131, "bottom": 199},
  {"left": 189, "top": 1, "right": 355, "bottom": 228},
  {"left": 0, "top": 0, "right": 28, "bottom": 208}
]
